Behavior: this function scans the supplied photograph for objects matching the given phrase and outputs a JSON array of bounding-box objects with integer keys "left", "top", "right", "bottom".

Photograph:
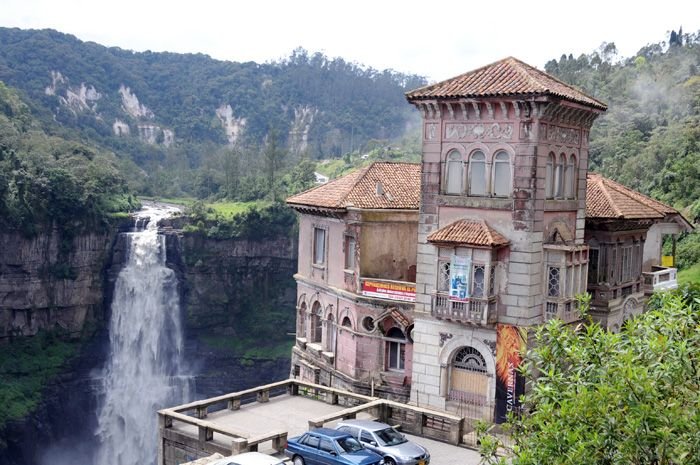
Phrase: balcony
[
  {"left": 643, "top": 266, "right": 678, "bottom": 294},
  {"left": 431, "top": 293, "right": 497, "bottom": 325},
  {"left": 543, "top": 300, "right": 581, "bottom": 324}
]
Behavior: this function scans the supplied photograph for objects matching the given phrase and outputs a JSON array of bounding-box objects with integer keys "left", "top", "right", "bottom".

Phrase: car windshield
[
  {"left": 337, "top": 436, "right": 364, "bottom": 453},
  {"left": 375, "top": 427, "right": 407, "bottom": 446}
]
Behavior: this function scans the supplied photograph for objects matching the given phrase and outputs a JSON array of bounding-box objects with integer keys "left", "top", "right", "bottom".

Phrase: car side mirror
[
  {"left": 370, "top": 441, "right": 377, "bottom": 446},
  {"left": 329, "top": 451, "right": 337, "bottom": 456}
]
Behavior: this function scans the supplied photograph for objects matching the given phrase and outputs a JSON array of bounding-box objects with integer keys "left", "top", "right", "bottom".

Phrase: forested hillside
[
  {"left": 0, "top": 28, "right": 425, "bottom": 198},
  {"left": 0, "top": 81, "right": 137, "bottom": 234},
  {"left": 545, "top": 29, "right": 700, "bottom": 218}
]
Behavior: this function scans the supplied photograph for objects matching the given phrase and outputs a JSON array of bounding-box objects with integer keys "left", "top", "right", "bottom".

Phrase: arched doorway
[{"left": 449, "top": 346, "right": 489, "bottom": 405}]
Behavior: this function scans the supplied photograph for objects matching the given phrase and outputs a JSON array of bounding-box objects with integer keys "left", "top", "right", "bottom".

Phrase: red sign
[{"left": 361, "top": 280, "right": 416, "bottom": 302}]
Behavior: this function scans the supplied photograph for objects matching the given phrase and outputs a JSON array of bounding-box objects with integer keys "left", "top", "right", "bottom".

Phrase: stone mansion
[{"left": 285, "top": 57, "right": 691, "bottom": 419}]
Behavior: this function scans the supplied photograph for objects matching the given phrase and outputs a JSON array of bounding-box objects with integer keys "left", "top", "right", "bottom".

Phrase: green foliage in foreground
[
  {"left": 479, "top": 287, "right": 700, "bottom": 465},
  {"left": 183, "top": 201, "right": 297, "bottom": 240},
  {"left": 0, "top": 331, "right": 81, "bottom": 433}
]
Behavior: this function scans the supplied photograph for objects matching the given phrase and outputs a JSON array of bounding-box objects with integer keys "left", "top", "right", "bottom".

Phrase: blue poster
[{"left": 449, "top": 255, "right": 471, "bottom": 301}]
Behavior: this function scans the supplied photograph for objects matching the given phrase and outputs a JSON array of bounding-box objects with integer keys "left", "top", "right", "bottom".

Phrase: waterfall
[{"left": 95, "top": 204, "right": 189, "bottom": 465}]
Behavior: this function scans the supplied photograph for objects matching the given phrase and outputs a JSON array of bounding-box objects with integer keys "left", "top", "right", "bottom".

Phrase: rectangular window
[
  {"left": 437, "top": 260, "right": 451, "bottom": 292},
  {"left": 313, "top": 227, "right": 326, "bottom": 265},
  {"left": 622, "top": 246, "right": 632, "bottom": 282},
  {"left": 388, "top": 341, "right": 405, "bottom": 370},
  {"left": 588, "top": 248, "right": 599, "bottom": 284},
  {"left": 547, "top": 267, "right": 561, "bottom": 297},
  {"left": 344, "top": 236, "right": 356, "bottom": 270},
  {"left": 472, "top": 265, "right": 486, "bottom": 297}
]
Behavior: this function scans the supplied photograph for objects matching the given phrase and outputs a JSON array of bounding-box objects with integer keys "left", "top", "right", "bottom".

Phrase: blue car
[{"left": 285, "top": 428, "right": 385, "bottom": 465}]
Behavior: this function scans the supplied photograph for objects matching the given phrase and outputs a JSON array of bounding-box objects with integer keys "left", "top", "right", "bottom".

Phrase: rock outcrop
[{"left": 0, "top": 226, "right": 126, "bottom": 340}]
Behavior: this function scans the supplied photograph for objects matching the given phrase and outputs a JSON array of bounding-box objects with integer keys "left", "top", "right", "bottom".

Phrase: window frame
[
  {"left": 444, "top": 150, "right": 464, "bottom": 195},
  {"left": 344, "top": 234, "right": 356, "bottom": 270},
  {"left": 468, "top": 150, "right": 487, "bottom": 196},
  {"left": 491, "top": 150, "right": 512, "bottom": 197},
  {"left": 313, "top": 226, "right": 327, "bottom": 266},
  {"left": 386, "top": 327, "right": 406, "bottom": 372}
]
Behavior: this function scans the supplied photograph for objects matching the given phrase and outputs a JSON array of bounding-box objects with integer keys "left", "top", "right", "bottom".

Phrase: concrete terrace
[{"left": 159, "top": 379, "right": 482, "bottom": 465}]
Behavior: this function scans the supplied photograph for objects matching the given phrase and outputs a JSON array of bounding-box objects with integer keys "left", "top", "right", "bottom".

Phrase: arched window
[
  {"left": 545, "top": 152, "right": 555, "bottom": 199},
  {"left": 311, "top": 302, "right": 322, "bottom": 344},
  {"left": 492, "top": 151, "right": 511, "bottom": 197},
  {"left": 386, "top": 327, "right": 406, "bottom": 371},
  {"left": 565, "top": 154, "right": 576, "bottom": 199},
  {"left": 469, "top": 151, "right": 487, "bottom": 196},
  {"left": 341, "top": 316, "right": 352, "bottom": 328},
  {"left": 453, "top": 346, "right": 488, "bottom": 373},
  {"left": 326, "top": 314, "right": 335, "bottom": 352},
  {"left": 555, "top": 153, "right": 565, "bottom": 198},
  {"left": 445, "top": 150, "right": 463, "bottom": 194}
]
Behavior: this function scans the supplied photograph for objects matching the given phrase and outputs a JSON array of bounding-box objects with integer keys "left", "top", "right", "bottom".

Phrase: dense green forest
[
  {"left": 545, "top": 29, "right": 700, "bottom": 219},
  {"left": 0, "top": 81, "right": 137, "bottom": 234},
  {"left": 1, "top": 27, "right": 698, "bottom": 251},
  {"left": 0, "top": 27, "right": 425, "bottom": 198}
]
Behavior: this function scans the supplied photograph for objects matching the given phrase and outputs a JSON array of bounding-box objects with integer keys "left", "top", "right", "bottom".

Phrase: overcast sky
[{"left": 3, "top": 0, "right": 699, "bottom": 82}]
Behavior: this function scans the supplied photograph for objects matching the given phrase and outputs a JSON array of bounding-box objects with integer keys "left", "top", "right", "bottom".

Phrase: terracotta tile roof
[
  {"left": 585, "top": 173, "right": 677, "bottom": 220},
  {"left": 427, "top": 219, "right": 509, "bottom": 247},
  {"left": 406, "top": 57, "right": 607, "bottom": 111},
  {"left": 286, "top": 162, "right": 421, "bottom": 210}
]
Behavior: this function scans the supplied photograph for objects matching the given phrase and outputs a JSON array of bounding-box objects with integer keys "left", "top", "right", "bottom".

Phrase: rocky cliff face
[
  {"left": 0, "top": 225, "right": 127, "bottom": 340},
  {"left": 0, "top": 221, "right": 298, "bottom": 464},
  {"left": 165, "top": 229, "right": 298, "bottom": 395}
]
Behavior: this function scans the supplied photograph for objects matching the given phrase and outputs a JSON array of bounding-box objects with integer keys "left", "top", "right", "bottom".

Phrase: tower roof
[
  {"left": 406, "top": 57, "right": 607, "bottom": 111},
  {"left": 286, "top": 162, "right": 421, "bottom": 211}
]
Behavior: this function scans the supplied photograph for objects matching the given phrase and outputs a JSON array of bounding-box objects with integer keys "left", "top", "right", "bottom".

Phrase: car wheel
[
  {"left": 384, "top": 458, "right": 396, "bottom": 465},
  {"left": 293, "top": 455, "right": 305, "bottom": 465}
]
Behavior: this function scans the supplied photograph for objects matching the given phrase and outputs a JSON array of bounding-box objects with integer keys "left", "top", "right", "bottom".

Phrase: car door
[
  {"left": 318, "top": 437, "right": 340, "bottom": 465},
  {"left": 300, "top": 434, "right": 321, "bottom": 465},
  {"left": 358, "top": 429, "right": 381, "bottom": 455}
]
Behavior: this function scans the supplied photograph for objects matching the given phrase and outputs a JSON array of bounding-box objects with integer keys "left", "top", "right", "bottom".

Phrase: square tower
[{"left": 405, "top": 57, "right": 606, "bottom": 414}]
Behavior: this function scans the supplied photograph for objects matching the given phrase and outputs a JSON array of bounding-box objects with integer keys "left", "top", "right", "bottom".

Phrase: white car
[{"left": 208, "top": 451, "right": 286, "bottom": 465}]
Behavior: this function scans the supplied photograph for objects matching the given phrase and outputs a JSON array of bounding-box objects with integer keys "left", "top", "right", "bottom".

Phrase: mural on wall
[
  {"left": 495, "top": 324, "right": 527, "bottom": 423},
  {"left": 449, "top": 255, "right": 471, "bottom": 301}
]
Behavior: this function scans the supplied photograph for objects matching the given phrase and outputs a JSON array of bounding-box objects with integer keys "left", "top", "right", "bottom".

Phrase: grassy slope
[{"left": 678, "top": 263, "right": 700, "bottom": 285}]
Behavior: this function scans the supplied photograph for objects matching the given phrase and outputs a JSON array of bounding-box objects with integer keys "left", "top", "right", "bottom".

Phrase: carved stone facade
[{"left": 408, "top": 90, "right": 602, "bottom": 412}]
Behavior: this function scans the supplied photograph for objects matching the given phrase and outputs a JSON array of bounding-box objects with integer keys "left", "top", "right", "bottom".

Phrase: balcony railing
[
  {"left": 643, "top": 266, "right": 678, "bottom": 294},
  {"left": 432, "top": 293, "right": 497, "bottom": 325},
  {"left": 543, "top": 300, "right": 581, "bottom": 324}
]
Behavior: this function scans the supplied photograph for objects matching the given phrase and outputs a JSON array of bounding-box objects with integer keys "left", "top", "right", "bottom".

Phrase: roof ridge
[
  {"left": 479, "top": 218, "right": 494, "bottom": 245},
  {"left": 405, "top": 56, "right": 515, "bottom": 98},
  {"left": 507, "top": 57, "right": 548, "bottom": 93},
  {"left": 596, "top": 175, "right": 623, "bottom": 218}
]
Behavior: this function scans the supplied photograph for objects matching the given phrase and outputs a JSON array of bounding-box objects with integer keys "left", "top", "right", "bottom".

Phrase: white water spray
[{"left": 95, "top": 204, "right": 188, "bottom": 465}]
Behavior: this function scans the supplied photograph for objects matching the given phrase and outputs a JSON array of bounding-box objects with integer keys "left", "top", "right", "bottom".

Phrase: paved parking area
[{"left": 174, "top": 395, "right": 483, "bottom": 465}]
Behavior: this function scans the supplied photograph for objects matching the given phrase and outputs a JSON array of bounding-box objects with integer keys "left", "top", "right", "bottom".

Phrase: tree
[
  {"left": 263, "top": 129, "right": 286, "bottom": 202},
  {"left": 479, "top": 289, "right": 700, "bottom": 465}
]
